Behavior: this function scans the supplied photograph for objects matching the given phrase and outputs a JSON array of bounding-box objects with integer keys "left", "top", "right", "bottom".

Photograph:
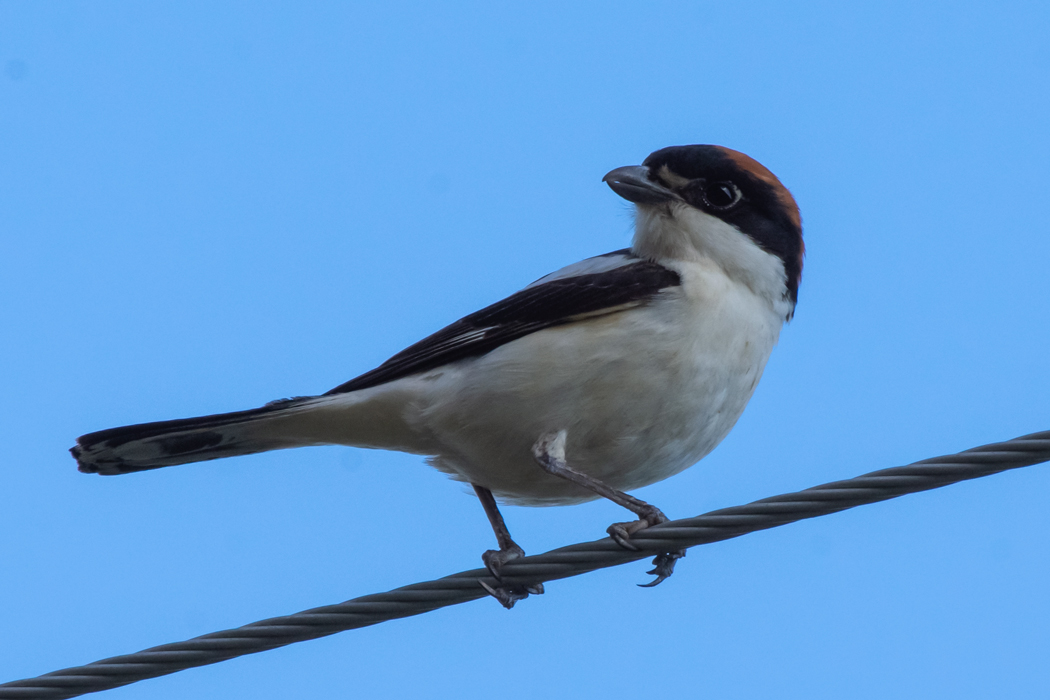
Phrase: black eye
[{"left": 702, "top": 181, "right": 742, "bottom": 210}]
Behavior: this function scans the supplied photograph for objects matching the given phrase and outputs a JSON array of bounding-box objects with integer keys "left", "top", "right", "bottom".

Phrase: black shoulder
[{"left": 326, "top": 254, "right": 680, "bottom": 394}]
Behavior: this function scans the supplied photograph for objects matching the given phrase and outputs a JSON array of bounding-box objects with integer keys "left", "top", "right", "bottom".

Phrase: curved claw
[
  {"left": 525, "top": 582, "right": 545, "bottom": 596},
  {"left": 478, "top": 579, "right": 544, "bottom": 609},
  {"left": 637, "top": 550, "right": 686, "bottom": 588},
  {"left": 479, "top": 579, "right": 525, "bottom": 609},
  {"left": 638, "top": 574, "right": 669, "bottom": 588},
  {"left": 606, "top": 523, "right": 641, "bottom": 551},
  {"left": 607, "top": 507, "right": 670, "bottom": 552}
]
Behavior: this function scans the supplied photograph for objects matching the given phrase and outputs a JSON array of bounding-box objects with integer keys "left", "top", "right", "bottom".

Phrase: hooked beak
[{"left": 602, "top": 165, "right": 682, "bottom": 205}]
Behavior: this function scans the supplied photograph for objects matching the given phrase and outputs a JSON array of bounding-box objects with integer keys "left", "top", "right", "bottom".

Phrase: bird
[{"left": 72, "top": 144, "right": 804, "bottom": 607}]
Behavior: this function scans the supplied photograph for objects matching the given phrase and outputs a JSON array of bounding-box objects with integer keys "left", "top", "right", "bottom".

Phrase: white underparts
[{"left": 379, "top": 241, "right": 789, "bottom": 504}]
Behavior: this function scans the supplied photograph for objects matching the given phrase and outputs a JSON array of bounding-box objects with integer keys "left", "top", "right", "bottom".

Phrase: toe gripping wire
[{"left": 2, "top": 430, "right": 1049, "bottom": 700}]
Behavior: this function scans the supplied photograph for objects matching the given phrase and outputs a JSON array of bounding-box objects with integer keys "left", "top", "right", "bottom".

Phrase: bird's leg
[
  {"left": 472, "top": 483, "right": 544, "bottom": 609},
  {"left": 531, "top": 431, "right": 685, "bottom": 587},
  {"left": 473, "top": 483, "right": 525, "bottom": 577}
]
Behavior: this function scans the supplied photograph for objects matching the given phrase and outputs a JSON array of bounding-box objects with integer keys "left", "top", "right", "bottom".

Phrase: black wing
[{"left": 326, "top": 252, "right": 681, "bottom": 394}]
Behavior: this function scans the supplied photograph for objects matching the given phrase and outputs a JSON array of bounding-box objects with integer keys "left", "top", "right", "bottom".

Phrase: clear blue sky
[{"left": 2, "top": 2, "right": 1049, "bottom": 698}]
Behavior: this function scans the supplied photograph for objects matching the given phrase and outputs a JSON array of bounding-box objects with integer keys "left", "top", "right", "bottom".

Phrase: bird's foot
[
  {"left": 478, "top": 543, "right": 543, "bottom": 609},
  {"left": 482, "top": 542, "right": 525, "bottom": 580},
  {"left": 606, "top": 503, "right": 669, "bottom": 551},
  {"left": 606, "top": 504, "right": 684, "bottom": 587},
  {"left": 638, "top": 549, "right": 686, "bottom": 588},
  {"left": 478, "top": 579, "right": 545, "bottom": 610}
]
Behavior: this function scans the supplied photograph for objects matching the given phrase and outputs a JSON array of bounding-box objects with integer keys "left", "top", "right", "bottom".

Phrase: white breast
[{"left": 398, "top": 257, "right": 785, "bottom": 505}]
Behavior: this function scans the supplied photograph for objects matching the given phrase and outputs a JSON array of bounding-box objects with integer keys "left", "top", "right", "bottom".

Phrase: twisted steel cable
[{"left": 3, "top": 429, "right": 1048, "bottom": 699}]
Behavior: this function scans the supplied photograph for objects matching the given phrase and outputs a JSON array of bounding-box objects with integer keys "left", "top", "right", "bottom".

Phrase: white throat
[{"left": 632, "top": 204, "right": 795, "bottom": 320}]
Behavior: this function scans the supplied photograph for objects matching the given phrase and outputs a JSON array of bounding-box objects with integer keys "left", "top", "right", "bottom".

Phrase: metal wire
[{"left": 3, "top": 429, "right": 1048, "bottom": 699}]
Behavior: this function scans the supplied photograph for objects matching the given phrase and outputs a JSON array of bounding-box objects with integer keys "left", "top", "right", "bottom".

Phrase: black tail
[{"left": 72, "top": 397, "right": 318, "bottom": 475}]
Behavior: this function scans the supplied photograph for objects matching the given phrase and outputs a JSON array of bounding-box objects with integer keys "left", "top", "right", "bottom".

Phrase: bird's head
[{"left": 604, "top": 145, "right": 803, "bottom": 316}]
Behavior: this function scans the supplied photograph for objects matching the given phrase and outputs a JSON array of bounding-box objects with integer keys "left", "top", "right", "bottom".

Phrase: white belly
[{"left": 392, "top": 260, "right": 784, "bottom": 505}]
